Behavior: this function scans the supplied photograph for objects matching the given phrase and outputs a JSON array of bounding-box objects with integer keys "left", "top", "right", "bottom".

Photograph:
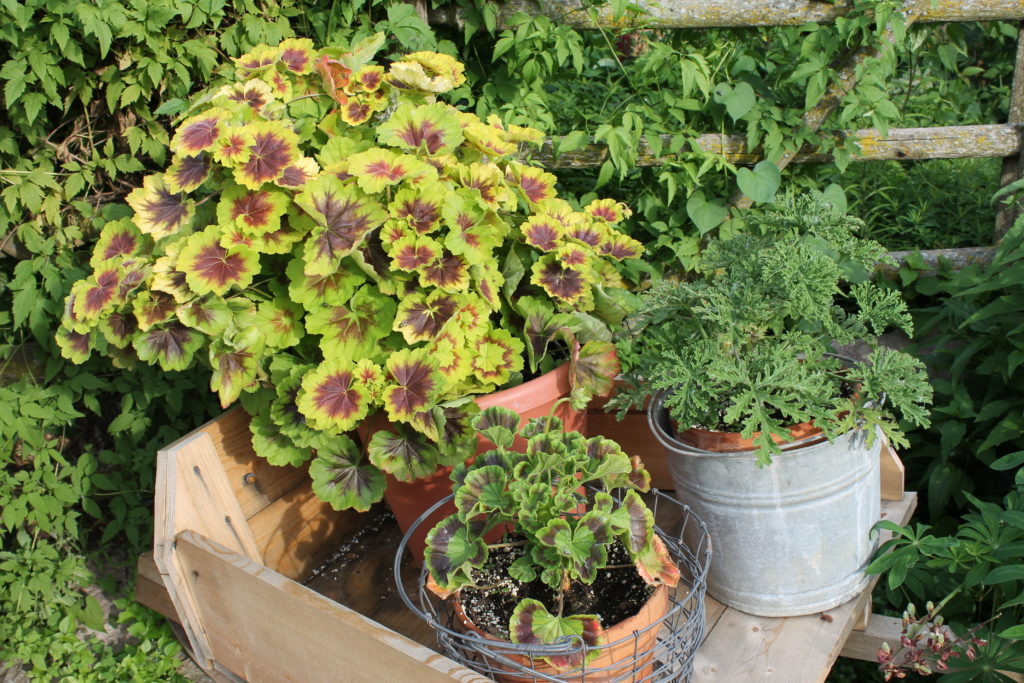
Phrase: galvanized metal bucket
[{"left": 647, "top": 391, "right": 881, "bottom": 617}]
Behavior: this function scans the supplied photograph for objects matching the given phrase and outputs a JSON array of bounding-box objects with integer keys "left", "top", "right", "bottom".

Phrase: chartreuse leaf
[
  {"left": 348, "top": 148, "right": 436, "bottom": 194},
  {"left": 217, "top": 185, "right": 290, "bottom": 236},
  {"left": 126, "top": 174, "right": 194, "bottom": 240},
  {"left": 387, "top": 51, "right": 466, "bottom": 94},
  {"left": 472, "top": 406, "right": 519, "bottom": 449},
  {"left": 297, "top": 176, "right": 388, "bottom": 276},
  {"left": 165, "top": 153, "right": 211, "bottom": 194},
  {"left": 56, "top": 326, "right": 94, "bottom": 364},
  {"left": 393, "top": 289, "right": 458, "bottom": 344},
  {"left": 531, "top": 253, "right": 592, "bottom": 308},
  {"left": 383, "top": 348, "right": 442, "bottom": 423},
  {"left": 209, "top": 331, "right": 263, "bottom": 408},
  {"left": 170, "top": 109, "right": 229, "bottom": 156},
  {"left": 389, "top": 185, "right": 445, "bottom": 234},
  {"left": 471, "top": 328, "right": 525, "bottom": 388},
  {"left": 424, "top": 514, "right": 487, "bottom": 593},
  {"left": 297, "top": 360, "right": 376, "bottom": 433},
  {"left": 177, "top": 296, "right": 232, "bottom": 336},
  {"left": 177, "top": 226, "right": 260, "bottom": 296},
  {"left": 91, "top": 218, "right": 143, "bottom": 267},
  {"left": 255, "top": 297, "right": 304, "bottom": 349},
  {"left": 308, "top": 286, "right": 396, "bottom": 361},
  {"left": 377, "top": 101, "right": 464, "bottom": 155},
  {"left": 309, "top": 435, "right": 385, "bottom": 512},
  {"left": 286, "top": 256, "right": 365, "bottom": 310},
  {"left": 366, "top": 425, "right": 439, "bottom": 483},
  {"left": 133, "top": 324, "right": 204, "bottom": 371},
  {"left": 510, "top": 599, "right": 605, "bottom": 671},
  {"left": 233, "top": 120, "right": 300, "bottom": 190}
]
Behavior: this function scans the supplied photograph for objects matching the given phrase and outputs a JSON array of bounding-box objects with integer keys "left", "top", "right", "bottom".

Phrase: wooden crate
[{"left": 141, "top": 408, "right": 917, "bottom": 682}]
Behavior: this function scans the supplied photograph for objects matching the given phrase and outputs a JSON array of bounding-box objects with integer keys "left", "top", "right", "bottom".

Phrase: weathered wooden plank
[
  {"left": 996, "top": 23, "right": 1024, "bottom": 240},
  {"left": 692, "top": 493, "right": 917, "bottom": 683},
  {"left": 840, "top": 613, "right": 903, "bottom": 662},
  {"left": 175, "top": 530, "right": 490, "bottom": 683},
  {"left": 880, "top": 436, "right": 906, "bottom": 502},
  {"left": 136, "top": 551, "right": 178, "bottom": 623},
  {"left": 532, "top": 123, "right": 1021, "bottom": 168},
  {"left": 430, "top": 0, "right": 1024, "bottom": 28},
  {"left": 883, "top": 246, "right": 997, "bottom": 275}
]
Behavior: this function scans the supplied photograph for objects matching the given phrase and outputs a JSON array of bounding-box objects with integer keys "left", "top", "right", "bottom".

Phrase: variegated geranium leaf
[
  {"left": 517, "top": 296, "right": 570, "bottom": 372},
  {"left": 255, "top": 297, "right": 304, "bottom": 348},
  {"left": 366, "top": 425, "right": 439, "bottom": 483},
  {"left": 234, "top": 44, "right": 280, "bottom": 77},
  {"left": 170, "top": 109, "right": 228, "bottom": 156},
  {"left": 69, "top": 263, "right": 123, "bottom": 322},
  {"left": 470, "top": 261, "right": 504, "bottom": 311},
  {"left": 315, "top": 54, "right": 352, "bottom": 106},
  {"left": 307, "top": 286, "right": 396, "bottom": 361},
  {"left": 250, "top": 413, "right": 313, "bottom": 468},
  {"left": 132, "top": 290, "right": 177, "bottom": 331},
  {"left": 455, "top": 465, "right": 508, "bottom": 517},
  {"left": 296, "top": 176, "right": 388, "bottom": 276},
  {"left": 508, "top": 164, "right": 557, "bottom": 205},
  {"left": 386, "top": 52, "right": 466, "bottom": 93},
  {"left": 635, "top": 535, "right": 681, "bottom": 587},
  {"left": 98, "top": 311, "right": 138, "bottom": 349},
  {"left": 277, "top": 157, "right": 319, "bottom": 188},
  {"left": 309, "top": 436, "right": 386, "bottom": 512},
  {"left": 612, "top": 490, "right": 655, "bottom": 555},
  {"left": 285, "top": 256, "right": 365, "bottom": 310},
  {"left": 388, "top": 185, "right": 444, "bottom": 234},
  {"left": 583, "top": 437, "right": 634, "bottom": 485},
  {"left": 510, "top": 600, "right": 605, "bottom": 672},
  {"left": 56, "top": 325, "right": 94, "bottom": 364},
  {"left": 385, "top": 231, "right": 442, "bottom": 273},
  {"left": 177, "top": 226, "right": 260, "bottom": 296},
  {"left": 599, "top": 232, "right": 644, "bottom": 261},
  {"left": 455, "top": 163, "right": 515, "bottom": 210},
  {"left": 393, "top": 289, "right": 458, "bottom": 344},
  {"left": 216, "top": 78, "right": 276, "bottom": 114},
  {"left": 569, "top": 340, "right": 620, "bottom": 409},
  {"left": 233, "top": 121, "right": 300, "bottom": 190},
  {"left": 165, "top": 153, "right": 212, "bottom": 194},
  {"left": 126, "top": 174, "right": 194, "bottom": 240},
  {"left": 418, "top": 251, "right": 469, "bottom": 292},
  {"left": 297, "top": 360, "right": 375, "bottom": 433},
  {"left": 213, "top": 128, "right": 254, "bottom": 166},
  {"left": 278, "top": 37, "right": 316, "bottom": 74},
  {"left": 471, "top": 406, "right": 520, "bottom": 449},
  {"left": 348, "top": 148, "right": 436, "bottom": 195},
  {"left": 217, "top": 185, "right": 290, "bottom": 235},
  {"left": 531, "top": 253, "right": 592, "bottom": 308},
  {"left": 424, "top": 514, "right": 486, "bottom": 593},
  {"left": 521, "top": 214, "right": 564, "bottom": 252},
  {"left": 177, "top": 295, "right": 233, "bottom": 336},
  {"left": 209, "top": 331, "right": 264, "bottom": 407},
  {"left": 435, "top": 402, "right": 479, "bottom": 466},
  {"left": 91, "top": 219, "right": 144, "bottom": 268},
  {"left": 429, "top": 329, "right": 472, "bottom": 389},
  {"left": 585, "top": 198, "right": 632, "bottom": 224},
  {"left": 377, "top": 102, "right": 464, "bottom": 155},
  {"left": 132, "top": 323, "right": 204, "bottom": 371},
  {"left": 470, "top": 328, "right": 525, "bottom": 388},
  {"left": 382, "top": 348, "right": 442, "bottom": 424}
]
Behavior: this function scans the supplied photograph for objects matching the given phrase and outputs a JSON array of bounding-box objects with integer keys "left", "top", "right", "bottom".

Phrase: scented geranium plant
[
  {"left": 424, "top": 405, "right": 680, "bottom": 670},
  {"left": 57, "top": 35, "right": 642, "bottom": 511},
  {"left": 611, "top": 192, "right": 933, "bottom": 465}
]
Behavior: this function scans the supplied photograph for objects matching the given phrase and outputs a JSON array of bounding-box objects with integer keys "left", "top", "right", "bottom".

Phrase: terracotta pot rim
[
  {"left": 474, "top": 362, "right": 572, "bottom": 409},
  {"left": 676, "top": 420, "right": 826, "bottom": 454}
]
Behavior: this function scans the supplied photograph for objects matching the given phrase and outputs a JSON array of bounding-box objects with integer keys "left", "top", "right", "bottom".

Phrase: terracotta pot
[
  {"left": 452, "top": 583, "right": 670, "bottom": 682},
  {"left": 678, "top": 420, "right": 826, "bottom": 453},
  {"left": 371, "top": 363, "right": 588, "bottom": 563}
]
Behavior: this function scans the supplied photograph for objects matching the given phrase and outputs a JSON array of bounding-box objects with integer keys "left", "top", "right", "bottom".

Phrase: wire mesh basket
[{"left": 394, "top": 487, "right": 712, "bottom": 682}]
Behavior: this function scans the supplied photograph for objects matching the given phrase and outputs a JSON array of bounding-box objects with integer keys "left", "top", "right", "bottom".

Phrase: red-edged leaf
[
  {"left": 636, "top": 535, "right": 681, "bottom": 587},
  {"left": 126, "top": 174, "right": 194, "bottom": 240},
  {"left": 510, "top": 600, "right": 605, "bottom": 671},
  {"left": 178, "top": 226, "right": 260, "bottom": 295},
  {"left": 315, "top": 55, "right": 353, "bottom": 106},
  {"left": 297, "top": 361, "right": 374, "bottom": 432}
]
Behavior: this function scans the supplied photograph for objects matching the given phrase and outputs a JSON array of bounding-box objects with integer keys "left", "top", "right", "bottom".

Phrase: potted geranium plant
[
  {"left": 56, "top": 35, "right": 640, "bottom": 524},
  {"left": 415, "top": 405, "right": 698, "bottom": 681},
  {"left": 611, "top": 192, "right": 933, "bottom": 616}
]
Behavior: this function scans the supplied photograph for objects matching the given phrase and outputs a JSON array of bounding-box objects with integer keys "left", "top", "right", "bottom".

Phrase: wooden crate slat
[
  {"left": 430, "top": 0, "right": 1024, "bottom": 29},
  {"left": 532, "top": 123, "right": 1021, "bottom": 169},
  {"left": 692, "top": 493, "right": 917, "bottom": 682},
  {"left": 136, "top": 551, "right": 178, "bottom": 623},
  {"left": 175, "top": 530, "right": 490, "bottom": 683}
]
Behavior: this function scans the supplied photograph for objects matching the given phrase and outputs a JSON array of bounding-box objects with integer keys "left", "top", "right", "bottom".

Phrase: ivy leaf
[
  {"left": 309, "top": 436, "right": 385, "bottom": 512},
  {"left": 736, "top": 161, "right": 781, "bottom": 204},
  {"left": 685, "top": 190, "right": 728, "bottom": 235}
]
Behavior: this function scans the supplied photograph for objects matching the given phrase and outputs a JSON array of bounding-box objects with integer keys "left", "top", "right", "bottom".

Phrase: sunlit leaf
[
  {"left": 470, "top": 261, "right": 504, "bottom": 310},
  {"left": 256, "top": 297, "right": 304, "bottom": 348},
  {"left": 132, "top": 290, "right": 177, "bottom": 331},
  {"left": 217, "top": 185, "right": 290, "bottom": 235},
  {"left": 279, "top": 37, "right": 316, "bottom": 74},
  {"left": 233, "top": 121, "right": 300, "bottom": 190},
  {"left": 213, "top": 128, "right": 254, "bottom": 166},
  {"left": 315, "top": 55, "right": 353, "bottom": 106},
  {"left": 133, "top": 323, "right": 204, "bottom": 371},
  {"left": 177, "top": 226, "right": 260, "bottom": 295},
  {"left": 377, "top": 102, "right": 464, "bottom": 155},
  {"left": 386, "top": 231, "right": 442, "bottom": 273},
  {"left": 277, "top": 157, "right": 319, "bottom": 188},
  {"left": 599, "top": 231, "right": 644, "bottom": 260},
  {"left": 307, "top": 285, "right": 396, "bottom": 360},
  {"left": 456, "top": 162, "right": 516, "bottom": 209},
  {"left": 209, "top": 332, "right": 263, "bottom": 407},
  {"left": 521, "top": 215, "right": 564, "bottom": 252},
  {"left": 393, "top": 289, "right": 458, "bottom": 344},
  {"left": 419, "top": 251, "right": 470, "bottom": 292},
  {"left": 297, "top": 360, "right": 375, "bottom": 432},
  {"left": 234, "top": 45, "right": 281, "bottom": 77},
  {"left": 510, "top": 600, "right": 605, "bottom": 671},
  {"left": 509, "top": 164, "right": 557, "bottom": 205},
  {"left": 367, "top": 425, "right": 440, "bottom": 482},
  {"left": 635, "top": 535, "right": 681, "bottom": 587},
  {"left": 165, "top": 153, "right": 211, "bottom": 194},
  {"left": 387, "top": 51, "right": 466, "bottom": 93},
  {"left": 170, "top": 109, "right": 228, "bottom": 156},
  {"left": 531, "top": 253, "right": 591, "bottom": 306},
  {"left": 91, "top": 218, "right": 144, "bottom": 268},
  {"left": 348, "top": 148, "right": 436, "bottom": 194},
  {"left": 585, "top": 198, "right": 631, "bottom": 224},
  {"left": 126, "top": 174, "right": 194, "bottom": 240},
  {"left": 177, "top": 295, "right": 233, "bottom": 336},
  {"left": 56, "top": 325, "right": 94, "bottom": 364},
  {"left": 297, "top": 176, "right": 388, "bottom": 275},
  {"left": 389, "top": 185, "right": 445, "bottom": 234},
  {"left": 429, "top": 329, "right": 472, "bottom": 387}
]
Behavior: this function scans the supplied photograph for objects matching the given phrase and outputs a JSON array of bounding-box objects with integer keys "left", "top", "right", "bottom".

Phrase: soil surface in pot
[{"left": 460, "top": 536, "right": 653, "bottom": 640}]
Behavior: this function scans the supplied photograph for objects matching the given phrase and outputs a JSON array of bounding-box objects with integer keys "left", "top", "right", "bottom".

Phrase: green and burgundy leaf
[
  {"left": 234, "top": 45, "right": 281, "bottom": 77},
  {"left": 386, "top": 232, "right": 442, "bottom": 273},
  {"left": 518, "top": 296, "right": 569, "bottom": 371},
  {"left": 389, "top": 185, "right": 444, "bottom": 234},
  {"left": 471, "top": 328, "right": 525, "bottom": 387},
  {"left": 429, "top": 329, "right": 472, "bottom": 389},
  {"left": 177, "top": 227, "right": 260, "bottom": 296},
  {"left": 635, "top": 535, "right": 681, "bottom": 587},
  {"left": 599, "top": 232, "right": 644, "bottom": 261},
  {"left": 209, "top": 335, "right": 263, "bottom": 408},
  {"left": 570, "top": 340, "right": 620, "bottom": 406},
  {"left": 377, "top": 102, "right": 464, "bottom": 156},
  {"left": 309, "top": 286, "right": 396, "bottom": 361},
  {"left": 339, "top": 96, "right": 375, "bottom": 126},
  {"left": 270, "top": 369, "right": 320, "bottom": 448},
  {"left": 263, "top": 69, "right": 293, "bottom": 100},
  {"left": 132, "top": 290, "right": 177, "bottom": 331},
  {"left": 279, "top": 38, "right": 316, "bottom": 74},
  {"left": 470, "top": 261, "right": 504, "bottom": 311},
  {"left": 297, "top": 361, "right": 373, "bottom": 433},
  {"left": 133, "top": 323, "right": 204, "bottom": 371},
  {"left": 285, "top": 256, "right": 365, "bottom": 310},
  {"left": 91, "top": 219, "right": 144, "bottom": 268},
  {"left": 424, "top": 515, "right": 487, "bottom": 595},
  {"left": 486, "top": 115, "right": 544, "bottom": 145},
  {"left": 585, "top": 198, "right": 632, "bottom": 224},
  {"left": 255, "top": 222, "right": 304, "bottom": 255},
  {"left": 213, "top": 128, "right": 254, "bottom": 166},
  {"left": 366, "top": 426, "right": 440, "bottom": 483},
  {"left": 309, "top": 439, "right": 386, "bottom": 512},
  {"left": 296, "top": 177, "right": 388, "bottom": 275},
  {"left": 177, "top": 295, "right": 232, "bottom": 336},
  {"left": 70, "top": 265, "right": 122, "bottom": 321},
  {"left": 352, "top": 64, "right": 385, "bottom": 92},
  {"left": 150, "top": 248, "right": 193, "bottom": 303},
  {"left": 510, "top": 164, "right": 557, "bottom": 205},
  {"left": 277, "top": 157, "right": 319, "bottom": 188},
  {"left": 216, "top": 78, "right": 276, "bottom": 115},
  {"left": 170, "top": 110, "right": 228, "bottom": 155},
  {"left": 451, "top": 294, "right": 489, "bottom": 341},
  {"left": 219, "top": 225, "right": 257, "bottom": 251},
  {"left": 353, "top": 358, "right": 386, "bottom": 401},
  {"left": 460, "top": 118, "right": 517, "bottom": 158},
  {"left": 530, "top": 254, "right": 591, "bottom": 307},
  {"left": 455, "top": 163, "right": 514, "bottom": 209},
  {"left": 56, "top": 325, "right": 94, "bottom": 364},
  {"left": 349, "top": 148, "right": 436, "bottom": 195},
  {"left": 383, "top": 348, "right": 441, "bottom": 423},
  {"left": 522, "top": 215, "right": 564, "bottom": 252},
  {"left": 217, "top": 185, "right": 290, "bottom": 235},
  {"left": 393, "top": 289, "right": 458, "bottom": 344},
  {"left": 570, "top": 512, "right": 611, "bottom": 582},
  {"left": 165, "top": 153, "right": 211, "bottom": 194},
  {"left": 126, "top": 174, "right": 194, "bottom": 240},
  {"left": 99, "top": 311, "right": 138, "bottom": 349},
  {"left": 256, "top": 297, "right": 304, "bottom": 348},
  {"left": 387, "top": 52, "right": 466, "bottom": 93},
  {"left": 233, "top": 121, "right": 300, "bottom": 191},
  {"left": 419, "top": 252, "right": 470, "bottom": 292},
  {"left": 618, "top": 490, "right": 655, "bottom": 554},
  {"left": 565, "top": 221, "right": 608, "bottom": 249},
  {"left": 555, "top": 244, "right": 591, "bottom": 271},
  {"left": 435, "top": 403, "right": 479, "bottom": 465},
  {"left": 455, "top": 465, "right": 507, "bottom": 516},
  {"left": 510, "top": 600, "right": 605, "bottom": 671},
  {"left": 471, "top": 405, "right": 520, "bottom": 449}
]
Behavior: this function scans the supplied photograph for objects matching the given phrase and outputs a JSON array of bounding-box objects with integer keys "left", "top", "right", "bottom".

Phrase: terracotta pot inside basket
[
  {"left": 678, "top": 420, "right": 826, "bottom": 453},
  {"left": 451, "top": 583, "right": 669, "bottom": 683},
  {"left": 364, "top": 363, "right": 588, "bottom": 563}
]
